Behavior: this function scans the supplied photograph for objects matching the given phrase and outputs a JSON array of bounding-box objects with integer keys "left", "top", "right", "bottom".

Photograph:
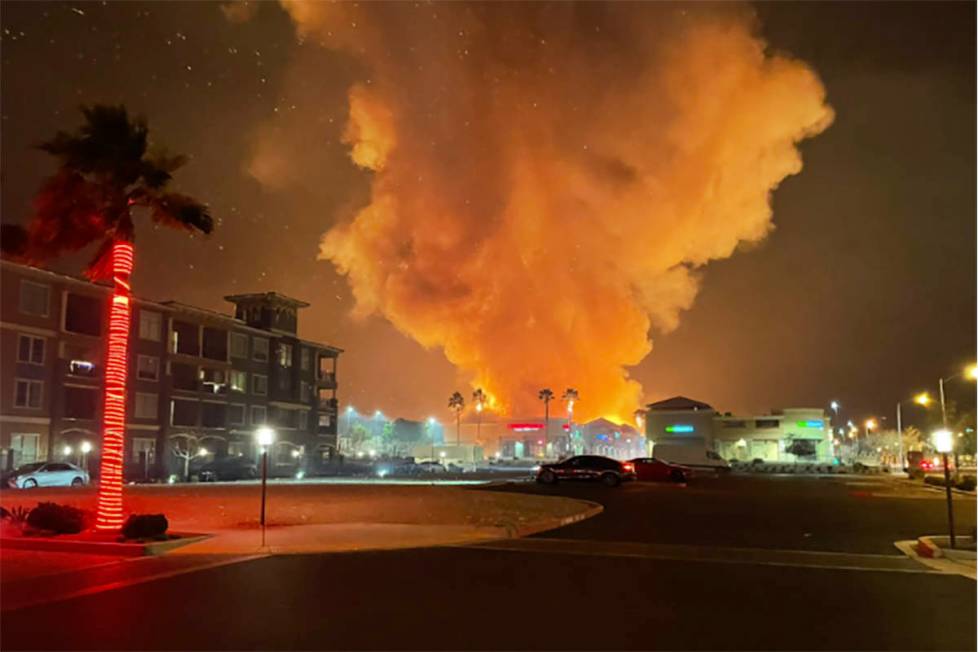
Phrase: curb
[
  {"left": 500, "top": 501, "right": 604, "bottom": 539},
  {"left": 898, "top": 478, "right": 977, "bottom": 498},
  {"left": 0, "top": 532, "right": 209, "bottom": 557},
  {"left": 915, "top": 536, "right": 941, "bottom": 558}
]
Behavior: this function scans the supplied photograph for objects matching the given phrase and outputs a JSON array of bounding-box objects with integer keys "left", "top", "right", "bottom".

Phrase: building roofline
[{"left": 224, "top": 292, "right": 311, "bottom": 309}]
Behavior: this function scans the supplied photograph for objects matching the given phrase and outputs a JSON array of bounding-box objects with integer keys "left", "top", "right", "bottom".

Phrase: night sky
[{"left": 2, "top": 1, "right": 974, "bottom": 430}]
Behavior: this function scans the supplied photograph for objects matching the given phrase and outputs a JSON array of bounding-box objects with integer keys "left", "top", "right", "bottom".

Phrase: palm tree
[
  {"left": 5, "top": 105, "right": 212, "bottom": 531},
  {"left": 448, "top": 391, "right": 465, "bottom": 445},
  {"left": 538, "top": 388, "right": 554, "bottom": 456},
  {"left": 472, "top": 388, "right": 487, "bottom": 444},
  {"left": 561, "top": 388, "right": 579, "bottom": 456}
]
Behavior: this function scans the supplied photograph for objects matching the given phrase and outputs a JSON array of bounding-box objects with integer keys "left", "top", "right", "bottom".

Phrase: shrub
[
  {"left": 26, "top": 502, "right": 88, "bottom": 534},
  {"left": 122, "top": 514, "right": 169, "bottom": 540},
  {"left": 956, "top": 476, "right": 976, "bottom": 492}
]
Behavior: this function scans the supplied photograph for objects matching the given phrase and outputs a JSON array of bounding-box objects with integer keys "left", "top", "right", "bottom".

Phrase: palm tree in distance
[
  {"left": 472, "top": 388, "right": 487, "bottom": 444},
  {"left": 448, "top": 391, "right": 466, "bottom": 445},
  {"left": 538, "top": 388, "right": 554, "bottom": 457},
  {"left": 4, "top": 105, "right": 212, "bottom": 531}
]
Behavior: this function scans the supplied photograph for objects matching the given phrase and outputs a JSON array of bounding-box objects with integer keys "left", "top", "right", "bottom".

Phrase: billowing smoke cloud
[{"left": 256, "top": 2, "right": 833, "bottom": 422}]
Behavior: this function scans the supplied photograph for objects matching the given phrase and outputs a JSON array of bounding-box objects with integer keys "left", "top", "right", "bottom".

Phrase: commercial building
[
  {"left": 643, "top": 396, "right": 833, "bottom": 463},
  {"left": 1, "top": 259, "right": 341, "bottom": 479}
]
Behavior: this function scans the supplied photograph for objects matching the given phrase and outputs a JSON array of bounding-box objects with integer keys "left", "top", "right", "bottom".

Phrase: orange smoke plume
[{"left": 266, "top": 3, "right": 833, "bottom": 420}]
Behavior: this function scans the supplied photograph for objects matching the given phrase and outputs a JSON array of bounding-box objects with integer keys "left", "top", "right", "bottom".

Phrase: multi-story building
[
  {"left": 642, "top": 396, "right": 833, "bottom": 463},
  {"left": 1, "top": 259, "right": 341, "bottom": 479}
]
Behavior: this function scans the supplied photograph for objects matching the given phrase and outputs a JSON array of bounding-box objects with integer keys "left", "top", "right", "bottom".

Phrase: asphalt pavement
[{"left": 2, "top": 474, "right": 975, "bottom": 650}]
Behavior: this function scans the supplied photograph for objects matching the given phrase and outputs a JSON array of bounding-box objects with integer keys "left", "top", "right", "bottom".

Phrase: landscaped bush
[
  {"left": 26, "top": 502, "right": 88, "bottom": 534},
  {"left": 956, "top": 476, "right": 976, "bottom": 491},
  {"left": 122, "top": 513, "right": 169, "bottom": 540}
]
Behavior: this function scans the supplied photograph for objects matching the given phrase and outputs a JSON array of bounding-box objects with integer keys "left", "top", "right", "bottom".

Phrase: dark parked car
[
  {"left": 536, "top": 455, "right": 635, "bottom": 487},
  {"left": 628, "top": 457, "right": 689, "bottom": 483},
  {"left": 198, "top": 456, "right": 258, "bottom": 482}
]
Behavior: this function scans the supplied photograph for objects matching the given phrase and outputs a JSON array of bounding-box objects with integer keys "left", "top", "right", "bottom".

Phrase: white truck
[{"left": 651, "top": 442, "right": 731, "bottom": 472}]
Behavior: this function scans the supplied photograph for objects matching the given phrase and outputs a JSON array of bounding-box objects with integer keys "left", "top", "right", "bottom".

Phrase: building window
[
  {"left": 64, "top": 386, "right": 99, "bottom": 420},
  {"left": 171, "top": 362, "right": 198, "bottom": 391},
  {"left": 229, "top": 404, "right": 246, "bottom": 426},
  {"left": 132, "top": 437, "right": 156, "bottom": 464},
  {"left": 200, "top": 368, "right": 227, "bottom": 394},
  {"left": 318, "top": 414, "right": 332, "bottom": 428},
  {"left": 755, "top": 419, "right": 780, "bottom": 429},
  {"left": 65, "top": 293, "right": 102, "bottom": 336},
  {"left": 278, "top": 343, "right": 294, "bottom": 368},
  {"left": 298, "top": 410, "right": 309, "bottom": 430},
  {"left": 68, "top": 360, "right": 97, "bottom": 376},
  {"left": 228, "top": 440, "right": 251, "bottom": 458},
  {"left": 201, "top": 402, "right": 227, "bottom": 428},
  {"left": 171, "top": 399, "right": 198, "bottom": 427},
  {"left": 300, "top": 381, "right": 310, "bottom": 402},
  {"left": 252, "top": 374, "right": 268, "bottom": 396},
  {"left": 134, "top": 392, "right": 158, "bottom": 419},
  {"left": 13, "top": 379, "right": 43, "bottom": 409},
  {"left": 19, "top": 281, "right": 50, "bottom": 317},
  {"left": 139, "top": 310, "right": 162, "bottom": 341},
  {"left": 278, "top": 374, "right": 291, "bottom": 392},
  {"left": 229, "top": 369, "right": 247, "bottom": 393},
  {"left": 10, "top": 433, "right": 40, "bottom": 465},
  {"left": 202, "top": 327, "right": 228, "bottom": 361},
  {"left": 251, "top": 405, "right": 267, "bottom": 425},
  {"left": 17, "top": 334, "right": 45, "bottom": 365},
  {"left": 170, "top": 320, "right": 199, "bottom": 356},
  {"left": 137, "top": 355, "right": 160, "bottom": 381},
  {"left": 722, "top": 420, "right": 747, "bottom": 429},
  {"left": 300, "top": 348, "right": 311, "bottom": 371},
  {"left": 230, "top": 333, "right": 249, "bottom": 359},
  {"left": 253, "top": 337, "right": 269, "bottom": 362}
]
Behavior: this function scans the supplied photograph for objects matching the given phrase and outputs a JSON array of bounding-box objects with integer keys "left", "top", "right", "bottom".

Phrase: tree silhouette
[
  {"left": 5, "top": 105, "right": 212, "bottom": 530},
  {"left": 448, "top": 391, "right": 465, "bottom": 445},
  {"left": 538, "top": 388, "right": 554, "bottom": 456}
]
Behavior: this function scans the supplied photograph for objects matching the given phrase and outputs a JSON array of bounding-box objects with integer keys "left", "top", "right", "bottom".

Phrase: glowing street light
[
  {"left": 932, "top": 429, "right": 957, "bottom": 548},
  {"left": 830, "top": 400, "right": 840, "bottom": 413},
  {"left": 63, "top": 445, "right": 73, "bottom": 457},
  {"left": 914, "top": 392, "right": 932, "bottom": 406},
  {"left": 255, "top": 427, "right": 275, "bottom": 535}
]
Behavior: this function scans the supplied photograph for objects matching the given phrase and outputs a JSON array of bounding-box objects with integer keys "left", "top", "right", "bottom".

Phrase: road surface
[{"left": 2, "top": 474, "right": 974, "bottom": 650}]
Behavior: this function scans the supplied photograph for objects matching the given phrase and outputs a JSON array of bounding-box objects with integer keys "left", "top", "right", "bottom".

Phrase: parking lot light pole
[
  {"left": 256, "top": 427, "right": 275, "bottom": 543},
  {"left": 933, "top": 429, "right": 956, "bottom": 549}
]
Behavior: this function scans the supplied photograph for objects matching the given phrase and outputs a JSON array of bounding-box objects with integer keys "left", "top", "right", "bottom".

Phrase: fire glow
[
  {"left": 95, "top": 240, "right": 133, "bottom": 531},
  {"left": 256, "top": 3, "right": 834, "bottom": 420}
]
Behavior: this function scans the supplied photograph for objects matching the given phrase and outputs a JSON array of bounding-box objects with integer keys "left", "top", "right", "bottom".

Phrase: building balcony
[
  {"left": 318, "top": 397, "right": 338, "bottom": 413},
  {"left": 317, "top": 372, "right": 337, "bottom": 389}
]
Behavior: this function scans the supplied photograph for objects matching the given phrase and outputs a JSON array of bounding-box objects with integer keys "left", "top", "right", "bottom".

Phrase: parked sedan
[
  {"left": 6, "top": 462, "right": 90, "bottom": 489},
  {"left": 629, "top": 457, "right": 689, "bottom": 483},
  {"left": 536, "top": 455, "right": 635, "bottom": 487},
  {"left": 197, "top": 456, "right": 259, "bottom": 482}
]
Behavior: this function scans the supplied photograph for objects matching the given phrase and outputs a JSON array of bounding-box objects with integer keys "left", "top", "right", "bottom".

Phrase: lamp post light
[
  {"left": 427, "top": 417, "right": 437, "bottom": 461},
  {"left": 256, "top": 427, "right": 275, "bottom": 539},
  {"left": 938, "top": 364, "right": 977, "bottom": 471},
  {"left": 80, "top": 441, "right": 92, "bottom": 472},
  {"left": 932, "top": 429, "right": 956, "bottom": 548}
]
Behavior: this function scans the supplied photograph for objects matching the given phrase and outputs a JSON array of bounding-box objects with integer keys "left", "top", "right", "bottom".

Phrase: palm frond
[
  {"left": 23, "top": 170, "right": 111, "bottom": 262},
  {"left": 39, "top": 105, "right": 148, "bottom": 187},
  {"left": 149, "top": 193, "right": 213, "bottom": 234}
]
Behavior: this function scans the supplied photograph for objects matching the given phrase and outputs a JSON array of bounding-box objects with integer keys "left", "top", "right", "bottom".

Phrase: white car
[{"left": 6, "top": 462, "right": 90, "bottom": 488}]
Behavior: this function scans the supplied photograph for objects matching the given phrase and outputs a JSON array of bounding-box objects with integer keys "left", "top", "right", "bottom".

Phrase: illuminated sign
[
  {"left": 665, "top": 424, "right": 694, "bottom": 433},
  {"left": 796, "top": 420, "right": 824, "bottom": 428}
]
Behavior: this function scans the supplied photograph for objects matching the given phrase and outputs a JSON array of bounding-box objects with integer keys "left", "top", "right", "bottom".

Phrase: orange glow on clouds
[{"left": 262, "top": 4, "right": 833, "bottom": 420}]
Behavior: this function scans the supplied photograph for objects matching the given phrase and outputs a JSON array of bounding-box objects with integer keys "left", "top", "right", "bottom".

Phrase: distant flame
[{"left": 259, "top": 3, "right": 833, "bottom": 421}]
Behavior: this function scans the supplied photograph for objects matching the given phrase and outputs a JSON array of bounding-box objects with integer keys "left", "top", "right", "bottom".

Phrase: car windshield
[{"left": 15, "top": 463, "right": 45, "bottom": 473}]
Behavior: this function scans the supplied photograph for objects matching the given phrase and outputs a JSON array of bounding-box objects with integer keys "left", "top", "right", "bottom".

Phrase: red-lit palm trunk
[{"left": 94, "top": 240, "right": 134, "bottom": 531}]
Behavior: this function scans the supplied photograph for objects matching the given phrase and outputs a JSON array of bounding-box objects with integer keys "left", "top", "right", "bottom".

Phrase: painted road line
[
  {"left": 1, "top": 553, "right": 267, "bottom": 613},
  {"left": 462, "top": 537, "right": 939, "bottom": 575},
  {"left": 894, "top": 540, "right": 977, "bottom": 581}
]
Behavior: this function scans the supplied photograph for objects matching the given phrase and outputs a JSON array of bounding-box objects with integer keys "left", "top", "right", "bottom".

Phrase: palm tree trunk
[
  {"left": 456, "top": 413, "right": 460, "bottom": 446},
  {"left": 94, "top": 240, "right": 134, "bottom": 531},
  {"left": 544, "top": 402, "right": 549, "bottom": 457}
]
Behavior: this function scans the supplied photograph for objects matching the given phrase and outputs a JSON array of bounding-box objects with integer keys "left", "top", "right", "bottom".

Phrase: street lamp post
[
  {"left": 933, "top": 429, "right": 956, "bottom": 549},
  {"left": 80, "top": 440, "right": 92, "bottom": 473},
  {"left": 256, "top": 427, "right": 275, "bottom": 544},
  {"left": 938, "top": 365, "right": 977, "bottom": 471}
]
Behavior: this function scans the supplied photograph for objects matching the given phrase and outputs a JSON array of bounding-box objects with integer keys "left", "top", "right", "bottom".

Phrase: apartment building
[{"left": 1, "top": 259, "right": 341, "bottom": 479}]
